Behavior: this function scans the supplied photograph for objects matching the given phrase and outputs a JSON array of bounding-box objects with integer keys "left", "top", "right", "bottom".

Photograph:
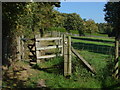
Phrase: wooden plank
[
  {"left": 71, "top": 47, "right": 96, "bottom": 74},
  {"left": 36, "top": 45, "right": 63, "bottom": 50},
  {"left": 36, "top": 37, "right": 62, "bottom": 41},
  {"left": 37, "top": 54, "right": 62, "bottom": 59},
  {"left": 68, "top": 36, "right": 71, "bottom": 75}
]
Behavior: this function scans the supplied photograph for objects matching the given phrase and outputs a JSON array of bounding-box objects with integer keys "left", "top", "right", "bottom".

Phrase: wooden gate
[
  {"left": 35, "top": 34, "right": 72, "bottom": 76},
  {"left": 35, "top": 34, "right": 63, "bottom": 63}
]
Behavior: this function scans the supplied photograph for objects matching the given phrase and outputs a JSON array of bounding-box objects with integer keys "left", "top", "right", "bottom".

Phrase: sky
[{"left": 55, "top": 2, "right": 107, "bottom": 23}]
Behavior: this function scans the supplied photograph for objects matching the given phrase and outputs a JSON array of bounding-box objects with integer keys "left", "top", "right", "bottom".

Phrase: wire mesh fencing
[{"left": 71, "top": 39, "right": 115, "bottom": 56}]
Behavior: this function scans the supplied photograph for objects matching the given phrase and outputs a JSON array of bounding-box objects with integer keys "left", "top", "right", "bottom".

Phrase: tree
[
  {"left": 97, "top": 23, "right": 113, "bottom": 35},
  {"left": 104, "top": 2, "right": 120, "bottom": 38},
  {"left": 2, "top": 2, "right": 61, "bottom": 65},
  {"left": 85, "top": 19, "right": 98, "bottom": 35},
  {"left": 63, "top": 13, "right": 85, "bottom": 35},
  {"left": 104, "top": 2, "right": 120, "bottom": 79}
]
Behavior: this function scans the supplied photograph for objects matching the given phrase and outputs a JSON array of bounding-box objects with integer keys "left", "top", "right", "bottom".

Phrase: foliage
[
  {"left": 97, "top": 23, "right": 113, "bottom": 35},
  {"left": 104, "top": 2, "right": 120, "bottom": 38},
  {"left": 84, "top": 19, "right": 98, "bottom": 35},
  {"left": 2, "top": 2, "right": 61, "bottom": 65},
  {"left": 62, "top": 13, "right": 85, "bottom": 35},
  {"left": 70, "top": 30, "right": 79, "bottom": 34},
  {"left": 48, "top": 27, "right": 66, "bottom": 32},
  {"left": 2, "top": 2, "right": 61, "bottom": 38},
  {"left": 52, "top": 10, "right": 65, "bottom": 28}
]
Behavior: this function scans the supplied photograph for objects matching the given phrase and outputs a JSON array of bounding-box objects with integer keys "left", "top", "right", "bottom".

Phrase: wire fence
[
  {"left": 71, "top": 42, "right": 114, "bottom": 55},
  {"left": 46, "top": 31, "right": 115, "bottom": 56}
]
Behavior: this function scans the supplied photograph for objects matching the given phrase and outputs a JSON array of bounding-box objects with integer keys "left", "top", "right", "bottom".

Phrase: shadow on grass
[
  {"left": 72, "top": 42, "right": 114, "bottom": 55},
  {"left": 32, "top": 60, "right": 64, "bottom": 75},
  {"left": 103, "top": 83, "right": 120, "bottom": 89},
  {"left": 96, "top": 59, "right": 120, "bottom": 89},
  {"left": 2, "top": 75, "right": 26, "bottom": 88}
]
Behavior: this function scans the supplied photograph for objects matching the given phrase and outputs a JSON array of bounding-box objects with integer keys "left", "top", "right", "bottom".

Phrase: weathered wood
[
  {"left": 17, "top": 36, "right": 21, "bottom": 60},
  {"left": 37, "top": 54, "right": 62, "bottom": 59},
  {"left": 36, "top": 45, "right": 62, "bottom": 50},
  {"left": 21, "top": 35, "right": 25, "bottom": 60},
  {"left": 61, "top": 35, "right": 63, "bottom": 56},
  {"left": 68, "top": 36, "right": 72, "bottom": 75},
  {"left": 30, "top": 62, "right": 36, "bottom": 65},
  {"left": 36, "top": 37, "right": 62, "bottom": 41},
  {"left": 63, "top": 34, "right": 68, "bottom": 76},
  {"left": 71, "top": 47, "right": 96, "bottom": 74},
  {"left": 35, "top": 35, "right": 41, "bottom": 63}
]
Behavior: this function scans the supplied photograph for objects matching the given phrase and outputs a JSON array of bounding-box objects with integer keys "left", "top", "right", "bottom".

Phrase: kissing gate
[{"left": 17, "top": 34, "right": 96, "bottom": 77}]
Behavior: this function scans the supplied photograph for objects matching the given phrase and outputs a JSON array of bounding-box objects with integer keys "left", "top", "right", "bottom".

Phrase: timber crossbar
[
  {"left": 37, "top": 54, "right": 63, "bottom": 59},
  {"left": 36, "top": 45, "right": 63, "bottom": 50},
  {"left": 36, "top": 37, "right": 62, "bottom": 41},
  {"left": 71, "top": 47, "right": 96, "bottom": 74}
]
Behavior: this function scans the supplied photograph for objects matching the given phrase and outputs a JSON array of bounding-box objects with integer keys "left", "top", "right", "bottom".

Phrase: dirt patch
[{"left": 2, "top": 60, "right": 43, "bottom": 88}]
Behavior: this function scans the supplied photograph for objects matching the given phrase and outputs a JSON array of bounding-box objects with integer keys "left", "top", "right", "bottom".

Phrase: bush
[
  {"left": 48, "top": 27, "right": 66, "bottom": 32},
  {"left": 70, "top": 30, "right": 79, "bottom": 34}
]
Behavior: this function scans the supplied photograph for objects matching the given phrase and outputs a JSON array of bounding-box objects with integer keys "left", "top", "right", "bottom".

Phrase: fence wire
[{"left": 71, "top": 40, "right": 115, "bottom": 56}]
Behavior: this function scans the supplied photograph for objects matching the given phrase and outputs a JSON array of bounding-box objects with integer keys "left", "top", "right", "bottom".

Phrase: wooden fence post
[
  {"left": 63, "top": 34, "right": 68, "bottom": 76},
  {"left": 61, "top": 34, "right": 63, "bottom": 56},
  {"left": 21, "top": 35, "right": 25, "bottom": 60},
  {"left": 114, "top": 38, "right": 119, "bottom": 79},
  {"left": 17, "top": 36, "right": 21, "bottom": 60},
  {"left": 63, "top": 35, "right": 72, "bottom": 77},
  {"left": 68, "top": 36, "right": 71, "bottom": 76},
  {"left": 35, "top": 34, "right": 41, "bottom": 64}
]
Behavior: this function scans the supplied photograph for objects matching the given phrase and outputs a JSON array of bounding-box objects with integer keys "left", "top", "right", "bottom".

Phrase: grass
[
  {"left": 72, "top": 35, "right": 114, "bottom": 41},
  {"left": 25, "top": 50, "right": 120, "bottom": 88},
  {"left": 71, "top": 37, "right": 115, "bottom": 55},
  {"left": 85, "top": 33, "right": 109, "bottom": 37},
  {"left": 2, "top": 35, "right": 120, "bottom": 89},
  {"left": 72, "top": 39, "right": 114, "bottom": 46}
]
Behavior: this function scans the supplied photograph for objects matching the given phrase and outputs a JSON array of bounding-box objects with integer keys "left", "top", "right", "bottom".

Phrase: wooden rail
[
  {"left": 37, "top": 54, "right": 63, "bottom": 59},
  {"left": 35, "top": 35, "right": 63, "bottom": 63},
  {"left": 71, "top": 47, "right": 96, "bottom": 74},
  {"left": 36, "top": 45, "right": 62, "bottom": 50},
  {"left": 36, "top": 37, "right": 62, "bottom": 41}
]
